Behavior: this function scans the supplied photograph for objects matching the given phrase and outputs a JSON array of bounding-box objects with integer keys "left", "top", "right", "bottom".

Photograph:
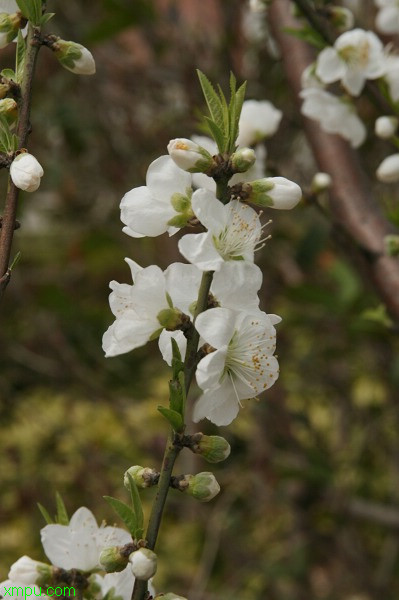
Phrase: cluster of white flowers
[
  {"left": 298, "top": 13, "right": 399, "bottom": 183},
  {"left": 103, "top": 99, "right": 302, "bottom": 427},
  {"left": 0, "top": 507, "right": 156, "bottom": 600}
]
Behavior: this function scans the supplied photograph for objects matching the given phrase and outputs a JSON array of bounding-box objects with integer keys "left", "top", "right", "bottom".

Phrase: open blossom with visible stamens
[
  {"left": 315, "top": 28, "right": 386, "bottom": 96},
  {"left": 178, "top": 189, "right": 267, "bottom": 271},
  {"left": 193, "top": 308, "right": 280, "bottom": 426},
  {"left": 120, "top": 155, "right": 193, "bottom": 237}
]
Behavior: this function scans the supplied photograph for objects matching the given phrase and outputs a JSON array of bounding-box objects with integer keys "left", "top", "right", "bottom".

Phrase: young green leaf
[
  {"left": 178, "top": 371, "right": 187, "bottom": 416},
  {"left": 0, "top": 114, "right": 13, "bottom": 152},
  {"left": 126, "top": 472, "right": 144, "bottom": 539},
  {"left": 40, "top": 13, "right": 55, "bottom": 26},
  {"left": 204, "top": 117, "right": 225, "bottom": 153},
  {"left": 1, "top": 69, "right": 16, "bottom": 81},
  {"left": 169, "top": 379, "right": 183, "bottom": 415},
  {"left": 55, "top": 491, "right": 69, "bottom": 525},
  {"left": 217, "top": 83, "right": 230, "bottom": 150},
  {"left": 231, "top": 81, "right": 246, "bottom": 151},
  {"left": 157, "top": 406, "right": 184, "bottom": 433},
  {"left": 37, "top": 502, "right": 54, "bottom": 525},
  {"left": 16, "top": 0, "right": 30, "bottom": 19},
  {"left": 103, "top": 495, "right": 137, "bottom": 536},
  {"left": 197, "top": 70, "right": 224, "bottom": 131},
  {"left": 16, "top": 31, "right": 26, "bottom": 86}
]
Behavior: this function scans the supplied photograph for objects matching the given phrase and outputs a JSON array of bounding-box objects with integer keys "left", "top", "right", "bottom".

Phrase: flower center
[
  {"left": 212, "top": 203, "right": 268, "bottom": 260},
  {"left": 340, "top": 41, "right": 370, "bottom": 68}
]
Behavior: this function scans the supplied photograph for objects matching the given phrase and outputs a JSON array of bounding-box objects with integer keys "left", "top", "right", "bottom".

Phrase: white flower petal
[
  {"left": 146, "top": 155, "right": 191, "bottom": 199},
  {"left": 316, "top": 47, "right": 346, "bottom": 84},
  {"left": 191, "top": 189, "right": 227, "bottom": 231},
  {"left": 196, "top": 347, "right": 228, "bottom": 390},
  {"left": 178, "top": 232, "right": 223, "bottom": 271},
  {"left": 195, "top": 307, "right": 236, "bottom": 348},
  {"left": 193, "top": 381, "right": 240, "bottom": 426},
  {"left": 158, "top": 329, "right": 188, "bottom": 366}
]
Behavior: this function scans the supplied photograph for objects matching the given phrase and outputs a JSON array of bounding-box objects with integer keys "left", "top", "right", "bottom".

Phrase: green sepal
[
  {"left": 230, "top": 255, "right": 245, "bottom": 261},
  {"left": 167, "top": 214, "right": 191, "bottom": 228},
  {"left": 157, "top": 406, "right": 184, "bottom": 433},
  {"left": 126, "top": 472, "right": 144, "bottom": 539},
  {"left": 1, "top": 68, "right": 16, "bottom": 81},
  {"left": 165, "top": 291, "right": 174, "bottom": 309},
  {"left": 149, "top": 327, "right": 163, "bottom": 341},
  {"left": 197, "top": 69, "right": 224, "bottom": 131},
  {"left": 103, "top": 495, "right": 137, "bottom": 537},
  {"left": 16, "top": 30, "right": 26, "bottom": 85},
  {"left": 55, "top": 491, "right": 69, "bottom": 525},
  {"left": 37, "top": 502, "right": 54, "bottom": 524}
]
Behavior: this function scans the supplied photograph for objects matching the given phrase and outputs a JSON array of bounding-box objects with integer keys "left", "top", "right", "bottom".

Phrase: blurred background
[{"left": 1, "top": 1, "right": 399, "bottom": 598}]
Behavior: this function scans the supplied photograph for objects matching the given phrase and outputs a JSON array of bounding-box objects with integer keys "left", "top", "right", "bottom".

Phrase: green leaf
[
  {"left": 169, "top": 379, "right": 183, "bottom": 415},
  {"left": 197, "top": 70, "right": 224, "bottom": 130},
  {"left": 1, "top": 69, "right": 16, "bottom": 81},
  {"left": 103, "top": 496, "right": 137, "bottom": 536},
  {"left": 204, "top": 117, "right": 226, "bottom": 153},
  {"left": 37, "top": 503, "right": 54, "bottom": 524},
  {"left": 16, "top": 30, "right": 26, "bottom": 86},
  {"left": 126, "top": 473, "right": 144, "bottom": 539},
  {"left": 157, "top": 405, "right": 184, "bottom": 433},
  {"left": 283, "top": 26, "right": 326, "bottom": 50},
  {"left": 231, "top": 81, "right": 246, "bottom": 151},
  {"left": 0, "top": 114, "right": 13, "bottom": 152},
  {"left": 55, "top": 491, "right": 69, "bottom": 525},
  {"left": 11, "top": 134, "right": 18, "bottom": 152},
  {"left": 40, "top": 13, "right": 55, "bottom": 26},
  {"left": 171, "top": 337, "right": 183, "bottom": 380},
  {"left": 16, "top": 0, "right": 42, "bottom": 24},
  {"left": 15, "top": 0, "right": 30, "bottom": 19},
  {"left": 178, "top": 371, "right": 187, "bottom": 416},
  {"left": 32, "top": 0, "right": 43, "bottom": 25},
  {"left": 9, "top": 251, "right": 21, "bottom": 271},
  {"left": 217, "top": 83, "right": 230, "bottom": 151}
]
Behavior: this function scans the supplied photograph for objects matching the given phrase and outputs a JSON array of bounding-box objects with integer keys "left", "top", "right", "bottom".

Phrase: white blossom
[
  {"left": 237, "top": 99, "right": 282, "bottom": 146},
  {"left": 300, "top": 88, "right": 366, "bottom": 148},
  {"left": 10, "top": 153, "right": 43, "bottom": 192},
  {"left": 8, "top": 556, "right": 50, "bottom": 585},
  {"left": 384, "top": 54, "right": 399, "bottom": 102},
  {"left": 376, "top": 153, "right": 399, "bottom": 182},
  {"left": 40, "top": 506, "right": 131, "bottom": 571},
  {"left": 375, "top": 116, "right": 398, "bottom": 139},
  {"left": 129, "top": 549, "right": 157, "bottom": 581},
  {"left": 375, "top": 0, "right": 399, "bottom": 34},
  {"left": 120, "top": 155, "right": 193, "bottom": 237},
  {"left": 193, "top": 308, "right": 280, "bottom": 426},
  {"left": 315, "top": 29, "right": 386, "bottom": 96},
  {"left": 178, "top": 189, "right": 266, "bottom": 271},
  {"left": 312, "top": 172, "right": 332, "bottom": 191}
]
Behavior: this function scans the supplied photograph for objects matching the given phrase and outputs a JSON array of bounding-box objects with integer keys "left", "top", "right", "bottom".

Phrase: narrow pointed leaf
[
  {"left": 169, "top": 379, "right": 183, "bottom": 415},
  {"left": 157, "top": 405, "right": 184, "bottom": 432},
  {"left": 178, "top": 371, "right": 187, "bottom": 415},
  {"left": 16, "top": 31, "right": 26, "bottom": 85},
  {"left": 103, "top": 496, "right": 137, "bottom": 536},
  {"left": 55, "top": 492, "right": 69, "bottom": 525},
  {"left": 40, "top": 13, "right": 55, "bottom": 25},
  {"left": 37, "top": 503, "right": 54, "bottom": 524},
  {"left": 16, "top": 0, "right": 30, "bottom": 19},
  {"left": 126, "top": 472, "right": 144, "bottom": 539},
  {"left": 204, "top": 117, "right": 226, "bottom": 153},
  {"left": 197, "top": 70, "right": 224, "bottom": 130},
  {"left": 231, "top": 81, "right": 247, "bottom": 151}
]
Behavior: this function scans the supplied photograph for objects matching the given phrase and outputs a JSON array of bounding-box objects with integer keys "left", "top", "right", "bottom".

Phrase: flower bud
[
  {"left": 10, "top": 153, "right": 44, "bottom": 192},
  {"left": 375, "top": 116, "right": 398, "bottom": 139},
  {"left": 189, "top": 433, "right": 231, "bottom": 463},
  {"left": 8, "top": 556, "right": 52, "bottom": 586},
  {"left": 376, "top": 154, "right": 399, "bottom": 183},
  {"left": 0, "top": 98, "right": 17, "bottom": 122},
  {"left": 177, "top": 472, "right": 220, "bottom": 502},
  {"left": 247, "top": 176, "right": 302, "bottom": 209},
  {"left": 230, "top": 148, "right": 256, "bottom": 173},
  {"left": 124, "top": 466, "right": 159, "bottom": 489},
  {"left": 0, "top": 12, "right": 22, "bottom": 48},
  {"left": 54, "top": 40, "right": 96, "bottom": 75},
  {"left": 129, "top": 548, "right": 157, "bottom": 581},
  {"left": 384, "top": 234, "right": 399, "bottom": 257},
  {"left": 167, "top": 138, "right": 215, "bottom": 173},
  {"left": 99, "top": 546, "right": 129, "bottom": 573},
  {"left": 329, "top": 7, "right": 354, "bottom": 31},
  {"left": 311, "top": 172, "right": 332, "bottom": 192}
]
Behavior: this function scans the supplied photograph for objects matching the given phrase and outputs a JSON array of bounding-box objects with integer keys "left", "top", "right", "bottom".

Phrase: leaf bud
[
  {"left": 376, "top": 154, "right": 399, "bottom": 183},
  {"left": 177, "top": 472, "right": 220, "bottom": 502},
  {"left": 375, "top": 116, "right": 398, "bottom": 139},
  {"left": 53, "top": 40, "right": 96, "bottom": 75},
  {"left": 99, "top": 546, "right": 130, "bottom": 573},
  {"left": 246, "top": 176, "right": 302, "bottom": 209},
  {"left": 311, "top": 172, "right": 332, "bottom": 192},
  {"left": 129, "top": 548, "right": 157, "bottom": 581},
  {"left": 10, "top": 152, "right": 44, "bottom": 192},
  {"left": 0, "top": 12, "right": 22, "bottom": 48},
  {"left": 8, "top": 556, "right": 53, "bottom": 586},
  {"left": 189, "top": 433, "right": 231, "bottom": 463},
  {"left": 384, "top": 234, "right": 399, "bottom": 257},
  {"left": 230, "top": 147, "right": 256, "bottom": 173},
  {"left": 0, "top": 97, "right": 17, "bottom": 122},
  {"left": 124, "top": 466, "right": 159, "bottom": 489},
  {"left": 167, "top": 138, "right": 215, "bottom": 173}
]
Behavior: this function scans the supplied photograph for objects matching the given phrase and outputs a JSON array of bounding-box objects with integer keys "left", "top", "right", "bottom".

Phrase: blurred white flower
[
  {"left": 237, "top": 99, "right": 282, "bottom": 146},
  {"left": 375, "top": 115, "right": 398, "bottom": 138},
  {"left": 375, "top": 0, "right": 399, "bottom": 34},
  {"left": 8, "top": 556, "right": 51, "bottom": 585},
  {"left": 376, "top": 153, "right": 399, "bottom": 182},
  {"left": 40, "top": 507, "right": 131, "bottom": 571},
  {"left": 10, "top": 153, "right": 43, "bottom": 192},
  {"left": 300, "top": 88, "right": 366, "bottom": 147},
  {"left": 315, "top": 29, "right": 386, "bottom": 96},
  {"left": 384, "top": 54, "right": 399, "bottom": 102}
]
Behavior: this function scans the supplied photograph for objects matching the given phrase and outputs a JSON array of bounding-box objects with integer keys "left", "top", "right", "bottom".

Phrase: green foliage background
[{"left": 1, "top": 1, "right": 399, "bottom": 599}]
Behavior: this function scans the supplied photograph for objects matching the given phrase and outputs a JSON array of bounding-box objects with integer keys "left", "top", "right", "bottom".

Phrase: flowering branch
[
  {"left": 269, "top": 0, "right": 399, "bottom": 320},
  {"left": 0, "top": 22, "right": 41, "bottom": 300}
]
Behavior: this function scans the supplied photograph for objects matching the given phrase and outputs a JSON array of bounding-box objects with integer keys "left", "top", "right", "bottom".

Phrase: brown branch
[
  {"left": 0, "top": 24, "right": 41, "bottom": 302},
  {"left": 268, "top": 0, "right": 399, "bottom": 320}
]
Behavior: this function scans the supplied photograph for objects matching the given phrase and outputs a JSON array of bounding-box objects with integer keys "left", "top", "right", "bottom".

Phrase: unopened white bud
[
  {"left": 311, "top": 172, "right": 332, "bottom": 192},
  {"left": 247, "top": 176, "right": 302, "bottom": 209},
  {"left": 0, "top": 12, "right": 22, "bottom": 48},
  {"left": 8, "top": 556, "right": 52, "bottom": 586},
  {"left": 329, "top": 7, "right": 354, "bottom": 31},
  {"left": 167, "top": 138, "right": 214, "bottom": 173},
  {"left": 376, "top": 154, "right": 399, "bottom": 183},
  {"left": 10, "top": 153, "right": 44, "bottom": 192},
  {"left": 190, "top": 433, "right": 231, "bottom": 463},
  {"left": 231, "top": 148, "right": 256, "bottom": 173},
  {"left": 129, "top": 548, "right": 157, "bottom": 581},
  {"left": 124, "top": 466, "right": 159, "bottom": 489},
  {"left": 54, "top": 40, "right": 96, "bottom": 75},
  {"left": 178, "top": 472, "right": 220, "bottom": 502},
  {"left": 375, "top": 116, "right": 398, "bottom": 139}
]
